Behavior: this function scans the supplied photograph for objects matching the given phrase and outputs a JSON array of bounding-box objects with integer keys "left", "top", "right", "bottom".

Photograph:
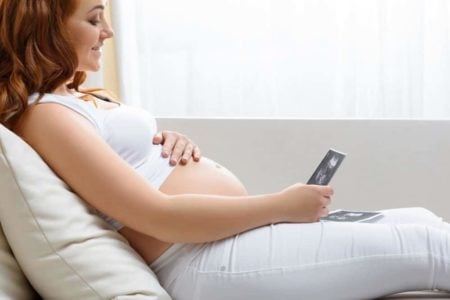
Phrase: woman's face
[{"left": 66, "top": 0, "right": 113, "bottom": 72}]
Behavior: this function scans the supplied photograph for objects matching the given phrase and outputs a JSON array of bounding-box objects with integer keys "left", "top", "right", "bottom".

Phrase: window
[{"left": 111, "top": 0, "right": 450, "bottom": 119}]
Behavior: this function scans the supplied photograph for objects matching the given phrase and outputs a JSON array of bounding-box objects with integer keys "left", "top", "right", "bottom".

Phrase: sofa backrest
[{"left": 158, "top": 118, "right": 450, "bottom": 221}]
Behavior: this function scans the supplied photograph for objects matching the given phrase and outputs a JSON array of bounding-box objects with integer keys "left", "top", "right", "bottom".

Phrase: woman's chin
[
  {"left": 87, "top": 65, "right": 101, "bottom": 72},
  {"left": 77, "top": 63, "right": 101, "bottom": 73}
]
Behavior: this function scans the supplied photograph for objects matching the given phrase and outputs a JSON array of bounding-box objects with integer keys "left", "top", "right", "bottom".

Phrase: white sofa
[
  {"left": 0, "top": 124, "right": 171, "bottom": 299},
  {"left": 158, "top": 118, "right": 450, "bottom": 299},
  {"left": 1, "top": 118, "right": 449, "bottom": 299}
]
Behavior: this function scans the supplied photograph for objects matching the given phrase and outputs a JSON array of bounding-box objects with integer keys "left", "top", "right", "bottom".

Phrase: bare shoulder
[
  {"left": 14, "top": 102, "right": 167, "bottom": 233},
  {"left": 15, "top": 102, "right": 108, "bottom": 172},
  {"left": 16, "top": 101, "right": 96, "bottom": 146}
]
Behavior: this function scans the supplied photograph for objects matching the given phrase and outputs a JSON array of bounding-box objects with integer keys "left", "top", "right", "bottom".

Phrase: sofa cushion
[
  {"left": 0, "top": 224, "right": 38, "bottom": 299},
  {"left": 0, "top": 124, "right": 171, "bottom": 299}
]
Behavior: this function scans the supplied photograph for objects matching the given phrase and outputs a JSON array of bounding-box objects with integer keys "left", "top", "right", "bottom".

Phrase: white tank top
[{"left": 28, "top": 93, "right": 175, "bottom": 230}]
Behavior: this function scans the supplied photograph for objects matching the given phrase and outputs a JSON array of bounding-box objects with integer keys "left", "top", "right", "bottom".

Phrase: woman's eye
[{"left": 89, "top": 19, "right": 101, "bottom": 26}]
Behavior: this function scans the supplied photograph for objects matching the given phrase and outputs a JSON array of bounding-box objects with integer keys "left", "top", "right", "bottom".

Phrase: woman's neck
[{"left": 53, "top": 86, "right": 81, "bottom": 98}]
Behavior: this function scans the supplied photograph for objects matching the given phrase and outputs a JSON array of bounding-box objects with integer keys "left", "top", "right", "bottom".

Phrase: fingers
[
  {"left": 156, "top": 131, "right": 177, "bottom": 159},
  {"left": 310, "top": 184, "right": 334, "bottom": 196},
  {"left": 319, "top": 195, "right": 331, "bottom": 212},
  {"left": 315, "top": 206, "right": 330, "bottom": 222},
  {"left": 152, "top": 132, "right": 164, "bottom": 145},
  {"left": 321, "top": 185, "right": 334, "bottom": 196},
  {"left": 311, "top": 185, "right": 333, "bottom": 220},
  {"left": 179, "top": 142, "right": 193, "bottom": 165},
  {"left": 154, "top": 131, "right": 201, "bottom": 165},
  {"left": 192, "top": 145, "right": 201, "bottom": 162},
  {"left": 169, "top": 137, "right": 187, "bottom": 165},
  {"left": 320, "top": 206, "right": 329, "bottom": 217}
]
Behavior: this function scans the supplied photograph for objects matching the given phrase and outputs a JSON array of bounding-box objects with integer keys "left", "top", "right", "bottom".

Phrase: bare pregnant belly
[{"left": 119, "top": 157, "right": 248, "bottom": 264}]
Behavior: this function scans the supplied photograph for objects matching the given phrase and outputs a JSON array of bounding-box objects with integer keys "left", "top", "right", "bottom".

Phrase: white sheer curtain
[{"left": 111, "top": 0, "right": 450, "bottom": 119}]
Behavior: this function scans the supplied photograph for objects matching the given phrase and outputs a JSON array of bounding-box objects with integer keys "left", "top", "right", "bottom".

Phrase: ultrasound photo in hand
[{"left": 307, "top": 149, "right": 346, "bottom": 185}]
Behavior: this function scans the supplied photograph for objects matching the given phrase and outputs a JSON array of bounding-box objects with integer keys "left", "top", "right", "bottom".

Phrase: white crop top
[{"left": 28, "top": 93, "right": 175, "bottom": 231}]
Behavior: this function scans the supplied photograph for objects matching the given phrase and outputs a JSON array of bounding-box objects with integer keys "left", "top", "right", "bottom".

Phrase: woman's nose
[{"left": 101, "top": 20, "right": 114, "bottom": 39}]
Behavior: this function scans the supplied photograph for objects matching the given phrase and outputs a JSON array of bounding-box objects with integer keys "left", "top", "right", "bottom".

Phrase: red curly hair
[{"left": 0, "top": 0, "right": 87, "bottom": 129}]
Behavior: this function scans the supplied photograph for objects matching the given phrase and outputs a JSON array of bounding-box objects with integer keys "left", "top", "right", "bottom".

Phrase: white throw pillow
[
  {"left": 0, "top": 224, "right": 38, "bottom": 299},
  {"left": 0, "top": 124, "right": 171, "bottom": 299}
]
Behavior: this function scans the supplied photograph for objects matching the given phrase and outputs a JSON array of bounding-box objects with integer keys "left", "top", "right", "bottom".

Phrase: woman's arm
[{"left": 15, "top": 103, "right": 332, "bottom": 243}]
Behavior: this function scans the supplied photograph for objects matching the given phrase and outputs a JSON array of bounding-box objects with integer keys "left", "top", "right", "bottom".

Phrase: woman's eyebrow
[{"left": 88, "top": 5, "right": 105, "bottom": 13}]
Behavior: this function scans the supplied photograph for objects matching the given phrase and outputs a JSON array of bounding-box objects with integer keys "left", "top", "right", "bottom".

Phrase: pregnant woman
[{"left": 1, "top": 0, "right": 450, "bottom": 299}]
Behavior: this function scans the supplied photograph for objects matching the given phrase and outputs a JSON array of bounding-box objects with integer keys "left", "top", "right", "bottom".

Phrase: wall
[{"left": 158, "top": 118, "right": 450, "bottom": 221}]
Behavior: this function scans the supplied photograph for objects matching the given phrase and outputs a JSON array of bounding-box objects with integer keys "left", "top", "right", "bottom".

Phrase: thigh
[{"left": 167, "top": 221, "right": 450, "bottom": 300}]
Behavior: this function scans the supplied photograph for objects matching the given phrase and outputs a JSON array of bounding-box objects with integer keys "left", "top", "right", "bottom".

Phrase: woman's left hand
[{"left": 153, "top": 131, "right": 201, "bottom": 166}]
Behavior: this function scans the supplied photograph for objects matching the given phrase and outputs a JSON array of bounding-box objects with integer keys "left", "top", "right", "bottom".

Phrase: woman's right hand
[{"left": 277, "top": 183, "right": 334, "bottom": 223}]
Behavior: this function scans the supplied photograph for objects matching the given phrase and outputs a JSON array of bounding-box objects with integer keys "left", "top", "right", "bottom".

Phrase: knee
[
  {"left": 382, "top": 207, "right": 442, "bottom": 226},
  {"left": 407, "top": 207, "right": 442, "bottom": 223}
]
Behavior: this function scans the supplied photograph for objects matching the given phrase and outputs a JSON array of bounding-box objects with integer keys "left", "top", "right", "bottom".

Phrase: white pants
[{"left": 150, "top": 208, "right": 450, "bottom": 300}]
